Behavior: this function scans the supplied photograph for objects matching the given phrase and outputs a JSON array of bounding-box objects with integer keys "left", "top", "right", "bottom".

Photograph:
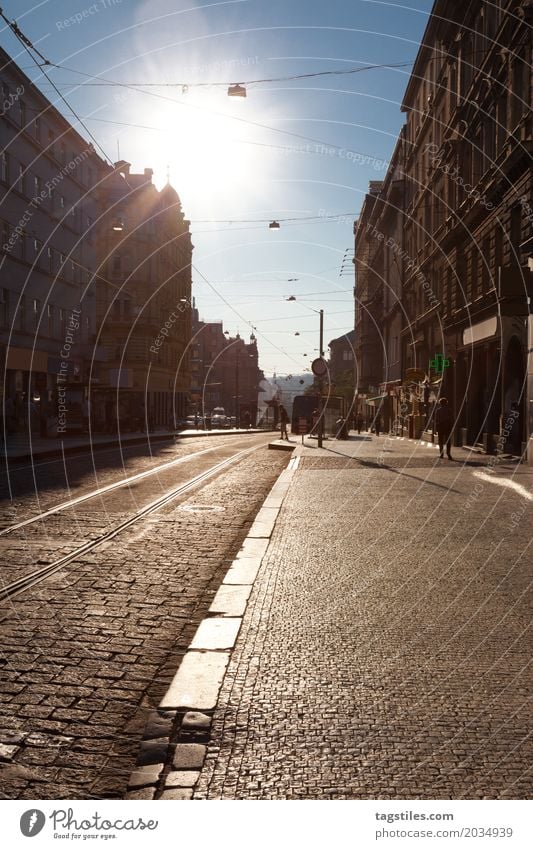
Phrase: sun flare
[{"left": 152, "top": 94, "right": 257, "bottom": 210}]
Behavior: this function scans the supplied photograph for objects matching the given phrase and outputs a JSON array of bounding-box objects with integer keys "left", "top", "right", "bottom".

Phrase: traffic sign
[{"left": 311, "top": 357, "right": 328, "bottom": 377}]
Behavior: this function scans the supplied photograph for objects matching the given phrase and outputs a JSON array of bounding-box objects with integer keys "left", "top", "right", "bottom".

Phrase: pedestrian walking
[
  {"left": 374, "top": 411, "right": 381, "bottom": 437},
  {"left": 194, "top": 412, "right": 199, "bottom": 430},
  {"left": 435, "top": 397, "right": 454, "bottom": 459},
  {"left": 279, "top": 404, "right": 290, "bottom": 441},
  {"left": 356, "top": 413, "right": 364, "bottom": 434}
]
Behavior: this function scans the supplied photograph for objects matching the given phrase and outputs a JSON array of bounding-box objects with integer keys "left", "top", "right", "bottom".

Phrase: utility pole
[
  {"left": 235, "top": 347, "right": 240, "bottom": 429},
  {"left": 318, "top": 309, "right": 324, "bottom": 449}
]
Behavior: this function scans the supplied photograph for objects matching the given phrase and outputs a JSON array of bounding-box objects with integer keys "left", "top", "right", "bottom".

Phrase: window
[
  {"left": 0, "top": 288, "right": 9, "bottom": 325},
  {"left": 18, "top": 230, "right": 26, "bottom": 262},
  {"left": 71, "top": 261, "right": 77, "bottom": 284},
  {"left": 1, "top": 151, "right": 9, "bottom": 183},
  {"left": 112, "top": 300, "right": 121, "bottom": 319},
  {"left": 60, "top": 142, "right": 67, "bottom": 164},
  {"left": 60, "top": 195, "right": 65, "bottom": 209},
  {"left": 33, "top": 298, "right": 40, "bottom": 329},
  {"left": 17, "top": 162, "right": 25, "bottom": 195},
  {"left": 19, "top": 99, "right": 25, "bottom": 127},
  {"left": 47, "top": 303, "right": 54, "bottom": 336},
  {"left": 48, "top": 127, "right": 55, "bottom": 154},
  {"left": 2, "top": 221, "right": 9, "bottom": 249},
  {"left": 112, "top": 255, "right": 122, "bottom": 276},
  {"left": 496, "top": 93, "right": 507, "bottom": 152},
  {"left": 34, "top": 116, "right": 41, "bottom": 141},
  {"left": 510, "top": 52, "right": 528, "bottom": 130},
  {"left": 123, "top": 299, "right": 131, "bottom": 319},
  {"left": 483, "top": 113, "right": 495, "bottom": 172},
  {"left": 59, "top": 308, "right": 66, "bottom": 337},
  {"left": 47, "top": 246, "right": 53, "bottom": 273},
  {"left": 481, "top": 237, "right": 491, "bottom": 293},
  {"left": 494, "top": 225, "right": 503, "bottom": 269},
  {"left": 34, "top": 175, "right": 41, "bottom": 197},
  {"left": 510, "top": 205, "right": 522, "bottom": 267},
  {"left": 18, "top": 294, "right": 26, "bottom": 331}
]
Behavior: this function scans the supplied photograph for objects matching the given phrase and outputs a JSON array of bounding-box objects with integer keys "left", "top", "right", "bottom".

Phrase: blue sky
[{"left": 1, "top": 0, "right": 434, "bottom": 376}]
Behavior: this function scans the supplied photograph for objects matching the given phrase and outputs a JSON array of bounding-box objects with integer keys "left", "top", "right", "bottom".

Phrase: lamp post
[
  {"left": 287, "top": 297, "right": 326, "bottom": 448},
  {"left": 318, "top": 308, "right": 324, "bottom": 448},
  {"left": 235, "top": 347, "right": 240, "bottom": 428}
]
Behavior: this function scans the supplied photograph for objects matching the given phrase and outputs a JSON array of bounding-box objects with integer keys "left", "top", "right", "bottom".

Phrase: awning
[{"left": 367, "top": 395, "right": 387, "bottom": 402}]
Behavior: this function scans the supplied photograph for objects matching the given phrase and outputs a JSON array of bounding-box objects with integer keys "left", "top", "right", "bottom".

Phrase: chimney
[
  {"left": 114, "top": 160, "right": 131, "bottom": 176},
  {"left": 144, "top": 168, "right": 154, "bottom": 182}
]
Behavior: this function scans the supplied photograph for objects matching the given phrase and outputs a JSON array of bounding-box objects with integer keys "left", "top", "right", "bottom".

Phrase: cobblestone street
[
  {"left": 0, "top": 435, "right": 288, "bottom": 799},
  {"left": 194, "top": 436, "right": 532, "bottom": 800}
]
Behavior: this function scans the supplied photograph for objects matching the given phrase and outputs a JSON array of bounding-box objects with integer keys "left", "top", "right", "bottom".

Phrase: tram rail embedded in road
[
  {"left": 0, "top": 444, "right": 260, "bottom": 602},
  {"left": 0, "top": 440, "right": 258, "bottom": 537}
]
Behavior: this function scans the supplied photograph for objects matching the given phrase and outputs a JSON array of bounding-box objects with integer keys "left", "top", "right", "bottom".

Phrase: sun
[{"left": 153, "top": 93, "right": 257, "bottom": 210}]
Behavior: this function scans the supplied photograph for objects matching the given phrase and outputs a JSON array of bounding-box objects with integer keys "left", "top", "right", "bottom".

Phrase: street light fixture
[
  {"left": 228, "top": 84, "right": 247, "bottom": 98},
  {"left": 269, "top": 220, "right": 280, "bottom": 230}
]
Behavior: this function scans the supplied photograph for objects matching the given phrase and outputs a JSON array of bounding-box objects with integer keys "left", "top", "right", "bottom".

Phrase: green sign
[{"left": 429, "top": 354, "right": 450, "bottom": 374}]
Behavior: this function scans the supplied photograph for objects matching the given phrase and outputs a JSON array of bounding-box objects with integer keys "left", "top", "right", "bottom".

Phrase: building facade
[
  {"left": 354, "top": 0, "right": 533, "bottom": 455},
  {"left": 0, "top": 46, "right": 101, "bottom": 435},
  {"left": 95, "top": 161, "right": 193, "bottom": 430},
  {"left": 190, "top": 308, "right": 262, "bottom": 425},
  {"left": 353, "top": 181, "right": 385, "bottom": 406}
]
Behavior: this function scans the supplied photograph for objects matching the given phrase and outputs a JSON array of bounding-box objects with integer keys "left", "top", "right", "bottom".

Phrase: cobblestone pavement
[
  {"left": 0, "top": 437, "right": 288, "bottom": 799},
  {"left": 0, "top": 433, "right": 261, "bottom": 523},
  {"left": 0, "top": 436, "right": 269, "bottom": 587},
  {"left": 194, "top": 436, "right": 532, "bottom": 799}
]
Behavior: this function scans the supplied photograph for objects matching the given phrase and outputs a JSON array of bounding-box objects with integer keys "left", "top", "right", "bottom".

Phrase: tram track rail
[
  {"left": 0, "top": 443, "right": 260, "bottom": 602},
  {"left": 0, "top": 440, "right": 252, "bottom": 537}
]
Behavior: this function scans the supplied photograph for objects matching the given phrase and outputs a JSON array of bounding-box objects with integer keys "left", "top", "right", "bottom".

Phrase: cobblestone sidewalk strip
[{"left": 124, "top": 456, "right": 299, "bottom": 799}]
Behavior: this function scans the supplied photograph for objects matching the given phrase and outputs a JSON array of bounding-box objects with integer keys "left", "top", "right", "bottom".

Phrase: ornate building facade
[
  {"left": 354, "top": 0, "right": 533, "bottom": 456},
  {"left": 95, "top": 161, "right": 193, "bottom": 430},
  {"left": 0, "top": 45, "right": 101, "bottom": 434}
]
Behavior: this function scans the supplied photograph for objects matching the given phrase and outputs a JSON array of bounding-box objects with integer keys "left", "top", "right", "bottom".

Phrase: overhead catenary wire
[
  {"left": 0, "top": 12, "right": 355, "bottom": 366},
  {"left": 0, "top": 7, "right": 114, "bottom": 166},
  {"left": 41, "top": 59, "right": 415, "bottom": 88},
  {"left": 33, "top": 64, "right": 392, "bottom": 167}
]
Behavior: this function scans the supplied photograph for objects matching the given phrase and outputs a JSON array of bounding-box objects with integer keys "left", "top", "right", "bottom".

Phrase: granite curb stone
[{"left": 124, "top": 455, "right": 297, "bottom": 799}]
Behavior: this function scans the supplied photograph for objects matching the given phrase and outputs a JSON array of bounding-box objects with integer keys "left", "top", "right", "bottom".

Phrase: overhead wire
[
  {"left": 0, "top": 8, "right": 113, "bottom": 165},
  {"left": 42, "top": 59, "right": 414, "bottom": 88},
  {"left": 1, "top": 11, "right": 356, "bottom": 366},
  {"left": 34, "top": 63, "right": 393, "bottom": 167}
]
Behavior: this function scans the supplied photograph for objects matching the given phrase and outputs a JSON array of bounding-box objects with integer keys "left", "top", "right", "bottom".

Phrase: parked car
[
  {"left": 211, "top": 407, "right": 227, "bottom": 428},
  {"left": 185, "top": 415, "right": 203, "bottom": 429}
]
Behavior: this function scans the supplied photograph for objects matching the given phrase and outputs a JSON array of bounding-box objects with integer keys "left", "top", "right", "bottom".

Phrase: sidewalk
[
  {"left": 1, "top": 427, "right": 267, "bottom": 463},
  {"left": 149, "top": 433, "right": 531, "bottom": 800}
]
